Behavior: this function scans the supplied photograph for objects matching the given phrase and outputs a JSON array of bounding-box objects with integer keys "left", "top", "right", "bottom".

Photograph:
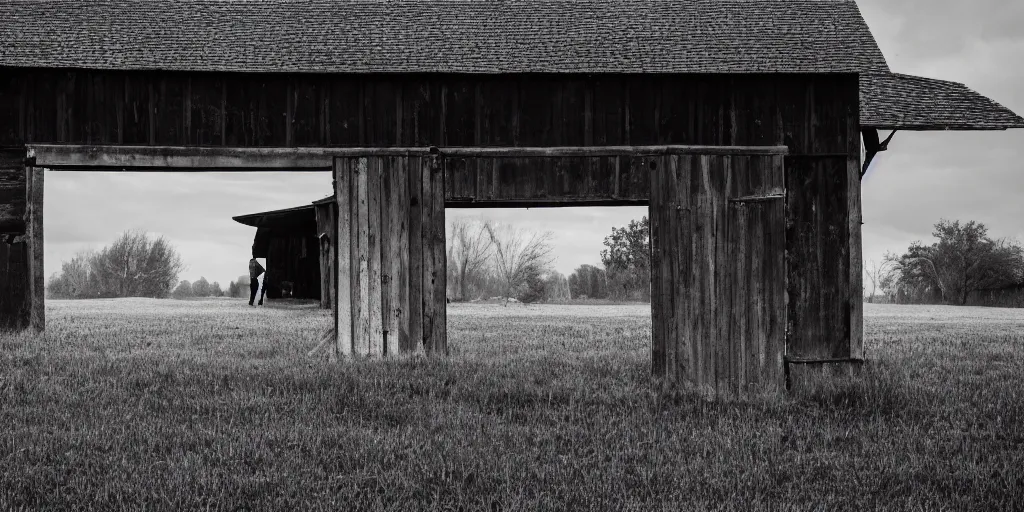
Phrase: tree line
[
  {"left": 47, "top": 229, "right": 239, "bottom": 300},
  {"left": 447, "top": 216, "right": 651, "bottom": 303},
  {"left": 50, "top": 218, "right": 655, "bottom": 304},
  {"left": 47, "top": 231, "right": 185, "bottom": 299},
  {"left": 865, "top": 220, "right": 1024, "bottom": 305}
]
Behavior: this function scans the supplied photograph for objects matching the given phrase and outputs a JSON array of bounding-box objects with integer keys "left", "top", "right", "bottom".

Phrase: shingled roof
[
  {"left": 860, "top": 73, "right": 1024, "bottom": 130},
  {"left": 0, "top": 0, "right": 888, "bottom": 74}
]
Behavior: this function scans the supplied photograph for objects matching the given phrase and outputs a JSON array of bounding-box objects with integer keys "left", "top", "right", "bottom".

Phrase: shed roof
[
  {"left": 0, "top": 0, "right": 888, "bottom": 74},
  {"left": 860, "top": 73, "right": 1024, "bottom": 130},
  {"left": 233, "top": 205, "right": 315, "bottom": 230}
]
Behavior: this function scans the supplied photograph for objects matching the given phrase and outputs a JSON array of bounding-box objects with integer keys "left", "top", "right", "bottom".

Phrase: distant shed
[{"left": 233, "top": 205, "right": 321, "bottom": 302}]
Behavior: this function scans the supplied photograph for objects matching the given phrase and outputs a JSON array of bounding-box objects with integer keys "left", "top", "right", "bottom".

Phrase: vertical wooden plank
[
  {"left": 728, "top": 196, "right": 744, "bottom": 395},
  {"left": 152, "top": 77, "right": 187, "bottom": 145},
  {"left": 740, "top": 157, "right": 753, "bottom": 395},
  {"left": 770, "top": 155, "right": 788, "bottom": 390},
  {"left": 431, "top": 156, "right": 447, "bottom": 355},
  {"left": 693, "top": 155, "right": 711, "bottom": 393},
  {"left": 335, "top": 157, "right": 353, "bottom": 358},
  {"left": 0, "top": 239, "right": 29, "bottom": 331},
  {"left": 676, "top": 155, "right": 693, "bottom": 384},
  {"left": 26, "top": 166, "right": 43, "bottom": 331},
  {"left": 408, "top": 156, "right": 424, "bottom": 352},
  {"left": 355, "top": 158, "right": 370, "bottom": 355},
  {"left": 0, "top": 75, "right": 22, "bottom": 145},
  {"left": 395, "top": 155, "right": 411, "bottom": 353},
  {"left": 715, "top": 156, "right": 731, "bottom": 398},
  {"left": 694, "top": 154, "right": 708, "bottom": 393},
  {"left": 122, "top": 74, "right": 150, "bottom": 145},
  {"left": 0, "top": 152, "right": 27, "bottom": 234},
  {"left": 420, "top": 155, "right": 435, "bottom": 353},
  {"left": 327, "top": 78, "right": 361, "bottom": 146},
  {"left": 380, "top": 157, "right": 394, "bottom": 354},
  {"left": 649, "top": 157, "right": 665, "bottom": 377},
  {"left": 288, "top": 78, "right": 319, "bottom": 146},
  {"left": 847, "top": 76, "right": 863, "bottom": 360},
  {"left": 367, "top": 157, "right": 383, "bottom": 356},
  {"left": 364, "top": 79, "right": 399, "bottom": 146},
  {"left": 190, "top": 76, "right": 224, "bottom": 146}
]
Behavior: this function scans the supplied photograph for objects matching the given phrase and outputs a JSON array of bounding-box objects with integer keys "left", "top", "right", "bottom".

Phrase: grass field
[{"left": 2, "top": 299, "right": 1023, "bottom": 510}]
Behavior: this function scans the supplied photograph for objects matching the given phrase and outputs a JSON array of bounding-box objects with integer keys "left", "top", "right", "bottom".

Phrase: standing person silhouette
[{"left": 248, "top": 248, "right": 265, "bottom": 307}]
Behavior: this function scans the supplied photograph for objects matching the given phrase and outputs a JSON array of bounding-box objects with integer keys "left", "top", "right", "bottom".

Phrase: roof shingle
[
  {"left": 860, "top": 73, "right": 1024, "bottom": 130},
  {"left": 0, "top": 0, "right": 889, "bottom": 73}
]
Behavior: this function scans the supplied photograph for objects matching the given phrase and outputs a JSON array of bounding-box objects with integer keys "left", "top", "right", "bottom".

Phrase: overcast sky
[{"left": 44, "top": 1, "right": 1024, "bottom": 288}]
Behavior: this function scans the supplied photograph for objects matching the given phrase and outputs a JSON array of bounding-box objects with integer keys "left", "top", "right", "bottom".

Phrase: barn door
[
  {"left": 649, "top": 153, "right": 786, "bottom": 397},
  {"left": 333, "top": 153, "right": 446, "bottom": 358}
]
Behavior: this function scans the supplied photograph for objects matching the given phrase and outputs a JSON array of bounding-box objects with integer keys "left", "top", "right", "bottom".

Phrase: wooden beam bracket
[{"left": 861, "top": 128, "right": 897, "bottom": 178}]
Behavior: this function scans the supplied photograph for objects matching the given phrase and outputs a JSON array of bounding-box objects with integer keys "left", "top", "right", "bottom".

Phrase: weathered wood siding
[
  {"left": 0, "top": 149, "right": 28, "bottom": 330},
  {"left": 334, "top": 154, "right": 444, "bottom": 357},
  {"left": 650, "top": 153, "right": 787, "bottom": 397},
  {"left": 0, "top": 237, "right": 29, "bottom": 330},
  {"left": 0, "top": 149, "right": 25, "bottom": 235},
  {"left": 0, "top": 69, "right": 860, "bottom": 361}
]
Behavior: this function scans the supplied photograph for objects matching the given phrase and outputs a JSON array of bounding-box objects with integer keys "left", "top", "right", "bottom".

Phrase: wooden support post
[
  {"left": 334, "top": 157, "right": 353, "bottom": 358},
  {"left": 430, "top": 152, "right": 447, "bottom": 355},
  {"left": 849, "top": 126, "right": 865, "bottom": 359},
  {"left": 354, "top": 158, "right": 370, "bottom": 355},
  {"left": 26, "top": 166, "right": 43, "bottom": 331},
  {"left": 420, "top": 153, "right": 435, "bottom": 353}
]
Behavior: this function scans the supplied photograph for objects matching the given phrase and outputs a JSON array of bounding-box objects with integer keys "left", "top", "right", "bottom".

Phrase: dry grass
[{"left": 1, "top": 299, "right": 1023, "bottom": 510}]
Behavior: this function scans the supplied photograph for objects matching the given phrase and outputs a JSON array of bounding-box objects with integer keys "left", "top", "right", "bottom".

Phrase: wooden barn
[
  {"left": 232, "top": 202, "right": 324, "bottom": 302},
  {"left": 232, "top": 196, "right": 336, "bottom": 308},
  {"left": 1, "top": 1, "right": 1022, "bottom": 396}
]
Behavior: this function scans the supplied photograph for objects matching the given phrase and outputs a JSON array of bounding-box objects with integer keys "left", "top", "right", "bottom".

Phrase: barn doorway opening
[
  {"left": 40, "top": 168, "right": 335, "bottom": 353},
  {"left": 443, "top": 204, "right": 654, "bottom": 359},
  {"left": 444, "top": 206, "right": 651, "bottom": 304}
]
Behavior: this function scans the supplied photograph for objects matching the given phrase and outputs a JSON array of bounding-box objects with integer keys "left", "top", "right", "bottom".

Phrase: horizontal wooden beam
[
  {"left": 28, "top": 144, "right": 789, "bottom": 171},
  {"left": 445, "top": 198, "right": 650, "bottom": 209},
  {"left": 433, "top": 145, "right": 789, "bottom": 158},
  {"left": 28, "top": 145, "right": 335, "bottom": 171}
]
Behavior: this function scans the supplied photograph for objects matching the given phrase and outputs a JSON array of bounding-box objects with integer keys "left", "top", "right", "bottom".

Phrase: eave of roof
[
  {"left": 233, "top": 204, "right": 315, "bottom": 228},
  {"left": 860, "top": 73, "right": 1024, "bottom": 131}
]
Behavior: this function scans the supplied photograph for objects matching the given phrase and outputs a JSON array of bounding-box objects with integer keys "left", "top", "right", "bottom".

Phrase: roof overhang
[
  {"left": 860, "top": 73, "right": 1024, "bottom": 131},
  {"left": 233, "top": 205, "right": 316, "bottom": 229}
]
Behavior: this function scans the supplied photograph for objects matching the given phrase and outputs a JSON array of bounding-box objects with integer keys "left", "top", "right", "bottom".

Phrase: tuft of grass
[{"left": 0, "top": 299, "right": 1022, "bottom": 510}]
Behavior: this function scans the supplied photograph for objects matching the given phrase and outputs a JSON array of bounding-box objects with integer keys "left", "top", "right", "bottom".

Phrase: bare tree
[
  {"left": 864, "top": 256, "right": 897, "bottom": 303},
  {"left": 484, "top": 223, "right": 554, "bottom": 305},
  {"left": 446, "top": 218, "right": 493, "bottom": 301}
]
